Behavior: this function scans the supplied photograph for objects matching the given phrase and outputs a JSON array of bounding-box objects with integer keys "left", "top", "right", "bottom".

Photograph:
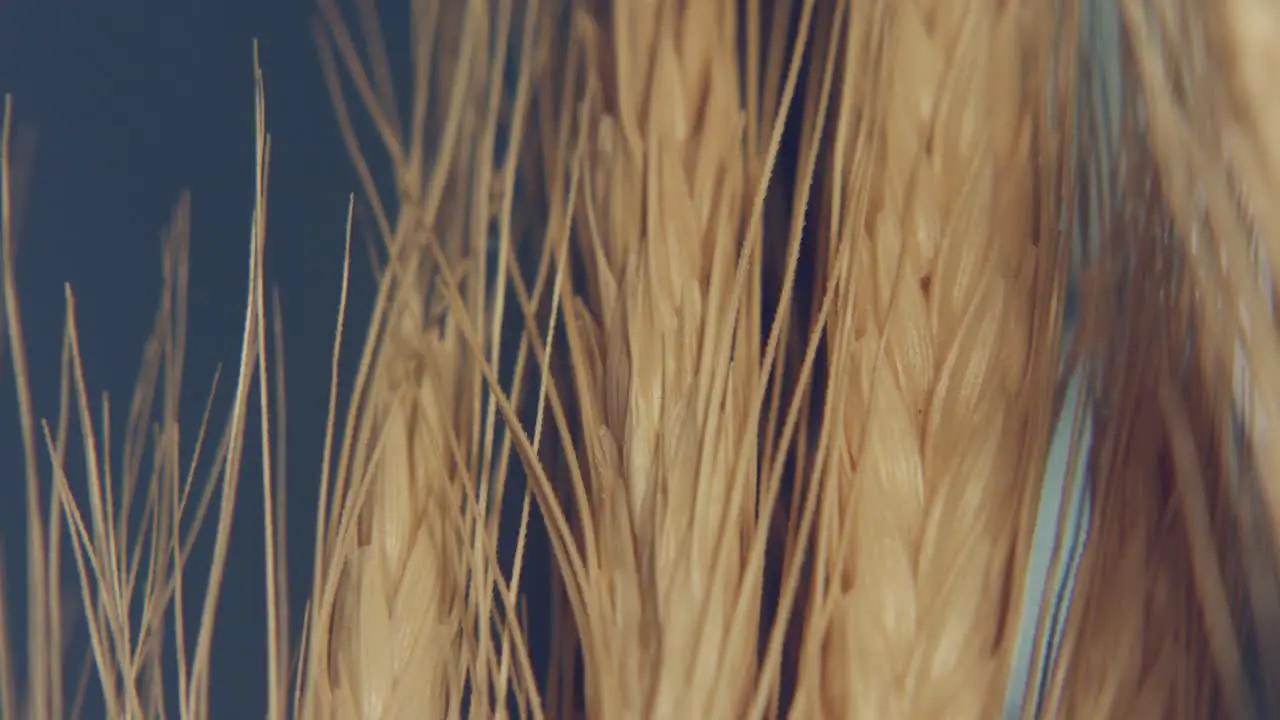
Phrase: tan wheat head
[
  {"left": 302, "top": 0, "right": 542, "bottom": 716},
  {"left": 550, "top": 0, "right": 766, "bottom": 714},
  {"left": 808, "top": 2, "right": 1052, "bottom": 717}
]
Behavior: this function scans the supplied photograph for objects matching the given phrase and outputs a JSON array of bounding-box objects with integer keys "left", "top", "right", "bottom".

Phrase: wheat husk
[
  {"left": 496, "top": 0, "right": 852, "bottom": 715},
  {"left": 545, "top": 0, "right": 767, "bottom": 714},
  {"left": 809, "top": 2, "right": 1049, "bottom": 717}
]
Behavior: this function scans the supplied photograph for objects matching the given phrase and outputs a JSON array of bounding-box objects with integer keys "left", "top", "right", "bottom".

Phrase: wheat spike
[
  {"left": 549, "top": 0, "right": 775, "bottom": 714},
  {"left": 817, "top": 1, "right": 1041, "bottom": 717},
  {"left": 316, "top": 248, "right": 474, "bottom": 719},
  {"left": 303, "top": 1, "right": 540, "bottom": 716}
]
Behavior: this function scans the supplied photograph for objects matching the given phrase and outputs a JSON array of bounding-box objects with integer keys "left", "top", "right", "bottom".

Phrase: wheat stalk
[{"left": 811, "top": 2, "right": 1046, "bottom": 717}]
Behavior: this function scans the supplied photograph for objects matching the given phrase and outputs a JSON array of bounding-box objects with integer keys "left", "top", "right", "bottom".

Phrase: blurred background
[{"left": 1, "top": 0, "right": 387, "bottom": 715}]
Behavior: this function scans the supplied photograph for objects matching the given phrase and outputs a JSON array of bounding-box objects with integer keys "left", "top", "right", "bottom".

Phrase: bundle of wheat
[{"left": 6, "top": 0, "right": 1280, "bottom": 718}]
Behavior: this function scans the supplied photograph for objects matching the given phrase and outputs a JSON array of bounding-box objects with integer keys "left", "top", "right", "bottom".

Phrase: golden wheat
[
  {"left": 301, "top": 0, "right": 544, "bottom": 716},
  {"left": 807, "top": 2, "right": 1046, "bottom": 717},
  {"left": 555, "top": 0, "right": 763, "bottom": 714},
  {"left": 8, "top": 0, "right": 1280, "bottom": 718},
  {"left": 496, "top": 0, "right": 850, "bottom": 716}
]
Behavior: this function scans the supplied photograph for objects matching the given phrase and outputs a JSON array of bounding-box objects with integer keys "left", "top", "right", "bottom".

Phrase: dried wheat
[
  {"left": 2, "top": 81, "right": 271, "bottom": 718},
  {"left": 815, "top": 1, "right": 1043, "bottom": 717},
  {"left": 303, "top": 1, "right": 541, "bottom": 716},
  {"left": 562, "top": 0, "right": 760, "bottom": 714},
  {"left": 508, "top": 0, "right": 829, "bottom": 715}
]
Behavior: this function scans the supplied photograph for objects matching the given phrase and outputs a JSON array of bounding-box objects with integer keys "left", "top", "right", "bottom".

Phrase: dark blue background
[{"left": 2, "top": 0, "right": 381, "bottom": 715}]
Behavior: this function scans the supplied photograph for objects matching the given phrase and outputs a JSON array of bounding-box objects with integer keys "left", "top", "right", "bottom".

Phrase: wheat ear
[
  {"left": 539, "top": 0, "right": 798, "bottom": 714},
  {"left": 304, "top": 1, "right": 542, "bottom": 716},
  {"left": 519, "top": 0, "right": 829, "bottom": 712},
  {"left": 817, "top": 1, "right": 1041, "bottom": 717}
]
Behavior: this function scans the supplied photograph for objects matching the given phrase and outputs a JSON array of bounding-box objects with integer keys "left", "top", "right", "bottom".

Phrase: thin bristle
[
  {"left": 2, "top": 85, "right": 268, "bottom": 718},
  {"left": 1, "top": 94, "right": 57, "bottom": 720}
]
